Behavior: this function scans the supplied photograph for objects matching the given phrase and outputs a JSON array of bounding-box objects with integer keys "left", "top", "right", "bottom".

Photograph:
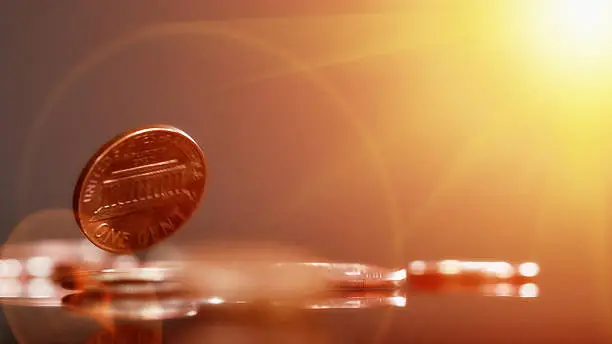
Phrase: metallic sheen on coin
[{"left": 73, "top": 125, "right": 206, "bottom": 253}]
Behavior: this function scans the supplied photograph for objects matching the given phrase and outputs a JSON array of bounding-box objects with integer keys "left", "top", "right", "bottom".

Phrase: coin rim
[
  {"left": 72, "top": 124, "right": 207, "bottom": 253},
  {"left": 70, "top": 267, "right": 179, "bottom": 284}
]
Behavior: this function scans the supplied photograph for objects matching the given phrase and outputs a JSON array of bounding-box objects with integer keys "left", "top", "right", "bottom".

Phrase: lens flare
[
  {"left": 519, "top": 283, "right": 540, "bottom": 298},
  {"left": 26, "top": 256, "right": 53, "bottom": 278},
  {"left": 438, "top": 260, "right": 461, "bottom": 275},
  {"left": 518, "top": 262, "right": 540, "bottom": 277}
]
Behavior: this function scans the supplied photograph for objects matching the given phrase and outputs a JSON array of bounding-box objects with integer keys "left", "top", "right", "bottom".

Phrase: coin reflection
[
  {"left": 175, "top": 323, "right": 331, "bottom": 344},
  {"left": 299, "top": 290, "right": 407, "bottom": 309},
  {"left": 62, "top": 291, "right": 199, "bottom": 321},
  {"left": 85, "top": 324, "right": 162, "bottom": 344}
]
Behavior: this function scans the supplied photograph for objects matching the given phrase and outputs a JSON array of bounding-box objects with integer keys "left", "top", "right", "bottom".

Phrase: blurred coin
[
  {"left": 62, "top": 291, "right": 199, "bottom": 320},
  {"left": 79, "top": 267, "right": 177, "bottom": 284},
  {"left": 296, "top": 262, "right": 407, "bottom": 290},
  {"left": 194, "top": 290, "right": 407, "bottom": 310},
  {"left": 73, "top": 125, "right": 206, "bottom": 253},
  {"left": 62, "top": 267, "right": 185, "bottom": 295}
]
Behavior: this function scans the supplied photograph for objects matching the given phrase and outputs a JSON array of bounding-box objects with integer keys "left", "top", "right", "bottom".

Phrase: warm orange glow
[
  {"left": 522, "top": 0, "right": 612, "bottom": 92},
  {"left": 204, "top": 296, "right": 225, "bottom": 305}
]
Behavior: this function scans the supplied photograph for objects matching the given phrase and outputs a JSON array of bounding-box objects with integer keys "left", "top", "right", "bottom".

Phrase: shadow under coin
[{"left": 163, "top": 291, "right": 406, "bottom": 344}]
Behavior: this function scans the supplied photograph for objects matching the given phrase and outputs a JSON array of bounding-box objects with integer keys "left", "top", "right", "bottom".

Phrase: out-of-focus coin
[
  {"left": 73, "top": 125, "right": 207, "bottom": 253},
  {"left": 88, "top": 281, "right": 185, "bottom": 295},
  {"left": 62, "top": 277, "right": 186, "bottom": 295},
  {"left": 62, "top": 267, "right": 185, "bottom": 294},
  {"left": 78, "top": 267, "right": 178, "bottom": 284},
  {"left": 62, "top": 291, "right": 199, "bottom": 320}
]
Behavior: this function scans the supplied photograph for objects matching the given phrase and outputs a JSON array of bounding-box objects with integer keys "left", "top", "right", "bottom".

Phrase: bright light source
[
  {"left": 388, "top": 269, "right": 407, "bottom": 281},
  {"left": 461, "top": 261, "right": 483, "bottom": 272},
  {"left": 555, "top": 0, "right": 611, "bottom": 53},
  {"left": 534, "top": 0, "right": 612, "bottom": 57},
  {"left": 206, "top": 296, "right": 225, "bottom": 305},
  {"left": 389, "top": 296, "right": 407, "bottom": 308}
]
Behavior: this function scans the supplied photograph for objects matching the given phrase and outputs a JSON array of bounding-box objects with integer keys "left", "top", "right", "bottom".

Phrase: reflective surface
[
  {"left": 0, "top": 243, "right": 551, "bottom": 343},
  {"left": 0, "top": 276, "right": 545, "bottom": 343},
  {"left": 0, "top": 238, "right": 604, "bottom": 343}
]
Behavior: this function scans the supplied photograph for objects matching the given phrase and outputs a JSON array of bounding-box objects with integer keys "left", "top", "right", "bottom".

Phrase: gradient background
[{"left": 1, "top": 1, "right": 611, "bottom": 343}]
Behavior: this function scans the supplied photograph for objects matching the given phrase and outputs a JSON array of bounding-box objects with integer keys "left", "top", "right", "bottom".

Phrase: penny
[{"left": 73, "top": 125, "right": 206, "bottom": 253}]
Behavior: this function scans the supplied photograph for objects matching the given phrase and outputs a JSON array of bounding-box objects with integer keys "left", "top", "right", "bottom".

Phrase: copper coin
[{"left": 73, "top": 125, "right": 206, "bottom": 253}]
